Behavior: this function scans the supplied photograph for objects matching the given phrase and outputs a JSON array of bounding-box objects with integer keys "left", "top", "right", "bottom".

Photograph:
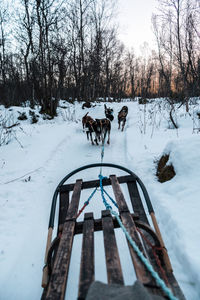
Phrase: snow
[{"left": 0, "top": 99, "right": 200, "bottom": 299}]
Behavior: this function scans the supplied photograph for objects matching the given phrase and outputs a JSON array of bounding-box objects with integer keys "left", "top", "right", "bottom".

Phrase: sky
[{"left": 117, "top": 0, "right": 158, "bottom": 54}]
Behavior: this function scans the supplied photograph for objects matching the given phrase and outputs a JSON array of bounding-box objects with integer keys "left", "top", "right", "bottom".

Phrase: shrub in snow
[
  {"left": 0, "top": 110, "right": 20, "bottom": 146},
  {"left": 60, "top": 106, "right": 76, "bottom": 122},
  {"left": 168, "top": 108, "right": 178, "bottom": 129},
  {"left": 138, "top": 97, "right": 149, "bottom": 105},
  {"left": 42, "top": 114, "right": 54, "bottom": 120},
  {"left": 29, "top": 110, "right": 39, "bottom": 124},
  {"left": 32, "top": 115, "right": 38, "bottom": 124},
  {"left": 82, "top": 101, "right": 92, "bottom": 109},
  {"left": 17, "top": 112, "right": 27, "bottom": 120},
  {"left": 156, "top": 154, "right": 176, "bottom": 183},
  {"left": 196, "top": 112, "right": 200, "bottom": 119}
]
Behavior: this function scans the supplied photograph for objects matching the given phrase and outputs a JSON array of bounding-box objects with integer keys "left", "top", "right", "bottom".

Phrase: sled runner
[{"left": 41, "top": 163, "right": 185, "bottom": 300}]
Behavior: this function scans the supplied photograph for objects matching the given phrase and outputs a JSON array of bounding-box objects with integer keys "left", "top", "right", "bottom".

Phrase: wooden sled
[{"left": 41, "top": 163, "right": 186, "bottom": 300}]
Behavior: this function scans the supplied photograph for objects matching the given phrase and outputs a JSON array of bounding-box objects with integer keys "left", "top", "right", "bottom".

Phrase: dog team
[{"left": 82, "top": 104, "right": 128, "bottom": 145}]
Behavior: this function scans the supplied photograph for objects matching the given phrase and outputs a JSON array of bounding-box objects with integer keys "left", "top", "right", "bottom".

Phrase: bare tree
[
  {"left": 0, "top": 1, "right": 10, "bottom": 105},
  {"left": 153, "top": 0, "right": 200, "bottom": 109}
]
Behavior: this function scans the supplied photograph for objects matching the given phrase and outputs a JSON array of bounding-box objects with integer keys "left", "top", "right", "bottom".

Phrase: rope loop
[{"left": 99, "top": 174, "right": 112, "bottom": 210}]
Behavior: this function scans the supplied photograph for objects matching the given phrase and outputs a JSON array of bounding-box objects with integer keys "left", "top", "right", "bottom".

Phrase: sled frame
[{"left": 41, "top": 163, "right": 185, "bottom": 300}]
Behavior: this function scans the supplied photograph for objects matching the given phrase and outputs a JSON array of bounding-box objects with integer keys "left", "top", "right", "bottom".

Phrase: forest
[{"left": 0, "top": 0, "right": 199, "bottom": 115}]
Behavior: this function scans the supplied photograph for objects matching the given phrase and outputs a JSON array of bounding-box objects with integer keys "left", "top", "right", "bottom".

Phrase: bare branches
[
  {"left": 152, "top": 0, "right": 200, "bottom": 106},
  {"left": 0, "top": 0, "right": 199, "bottom": 106},
  {"left": 2, "top": 122, "right": 20, "bottom": 129},
  {"left": 0, "top": 110, "right": 22, "bottom": 146}
]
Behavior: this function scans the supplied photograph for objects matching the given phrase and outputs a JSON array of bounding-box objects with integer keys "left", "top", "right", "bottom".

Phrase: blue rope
[
  {"left": 100, "top": 143, "right": 105, "bottom": 175},
  {"left": 98, "top": 174, "right": 178, "bottom": 300},
  {"left": 101, "top": 144, "right": 105, "bottom": 162},
  {"left": 84, "top": 187, "right": 98, "bottom": 205},
  {"left": 76, "top": 187, "right": 98, "bottom": 219},
  {"left": 99, "top": 174, "right": 112, "bottom": 210},
  {"left": 103, "top": 187, "right": 118, "bottom": 209}
]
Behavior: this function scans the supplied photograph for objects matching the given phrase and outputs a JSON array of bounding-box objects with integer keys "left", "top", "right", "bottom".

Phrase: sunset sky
[{"left": 117, "top": 0, "right": 158, "bottom": 54}]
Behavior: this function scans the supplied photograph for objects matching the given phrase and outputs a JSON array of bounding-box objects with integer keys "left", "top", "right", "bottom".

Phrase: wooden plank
[
  {"left": 42, "top": 228, "right": 53, "bottom": 288},
  {"left": 110, "top": 175, "right": 153, "bottom": 285},
  {"left": 134, "top": 223, "right": 167, "bottom": 289},
  {"left": 127, "top": 180, "right": 149, "bottom": 225},
  {"left": 109, "top": 175, "right": 129, "bottom": 213},
  {"left": 75, "top": 213, "right": 139, "bottom": 235},
  {"left": 150, "top": 212, "right": 173, "bottom": 273},
  {"left": 120, "top": 213, "right": 153, "bottom": 284},
  {"left": 102, "top": 210, "right": 124, "bottom": 285},
  {"left": 58, "top": 191, "right": 69, "bottom": 233},
  {"left": 45, "top": 180, "right": 82, "bottom": 300},
  {"left": 45, "top": 221, "right": 75, "bottom": 300},
  {"left": 127, "top": 182, "right": 172, "bottom": 286},
  {"left": 66, "top": 179, "right": 82, "bottom": 220},
  {"left": 78, "top": 213, "right": 94, "bottom": 300},
  {"left": 167, "top": 273, "right": 186, "bottom": 300},
  {"left": 144, "top": 271, "right": 187, "bottom": 300},
  {"left": 60, "top": 175, "right": 136, "bottom": 192}
]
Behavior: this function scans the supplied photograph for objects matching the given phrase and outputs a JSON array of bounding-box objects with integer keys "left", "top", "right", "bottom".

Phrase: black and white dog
[{"left": 104, "top": 104, "right": 114, "bottom": 121}]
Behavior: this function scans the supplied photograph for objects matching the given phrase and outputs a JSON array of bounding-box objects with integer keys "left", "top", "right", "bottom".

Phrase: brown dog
[
  {"left": 82, "top": 113, "right": 111, "bottom": 145},
  {"left": 118, "top": 106, "right": 128, "bottom": 131},
  {"left": 82, "top": 112, "right": 93, "bottom": 130},
  {"left": 82, "top": 112, "right": 94, "bottom": 140},
  {"left": 94, "top": 118, "right": 111, "bottom": 145}
]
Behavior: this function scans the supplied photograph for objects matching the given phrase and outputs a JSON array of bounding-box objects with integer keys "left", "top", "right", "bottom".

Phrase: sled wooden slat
[
  {"left": 78, "top": 213, "right": 94, "bottom": 300},
  {"left": 66, "top": 179, "right": 82, "bottom": 220},
  {"left": 60, "top": 175, "right": 136, "bottom": 192},
  {"left": 45, "top": 180, "right": 82, "bottom": 300},
  {"left": 102, "top": 210, "right": 124, "bottom": 285},
  {"left": 168, "top": 273, "right": 187, "bottom": 300},
  {"left": 75, "top": 213, "right": 140, "bottom": 234},
  {"left": 120, "top": 213, "right": 154, "bottom": 285},
  {"left": 58, "top": 191, "right": 69, "bottom": 233},
  {"left": 109, "top": 175, "right": 129, "bottom": 213},
  {"left": 126, "top": 180, "right": 165, "bottom": 277},
  {"left": 127, "top": 180, "right": 149, "bottom": 225},
  {"left": 46, "top": 221, "right": 75, "bottom": 300},
  {"left": 110, "top": 175, "right": 153, "bottom": 285}
]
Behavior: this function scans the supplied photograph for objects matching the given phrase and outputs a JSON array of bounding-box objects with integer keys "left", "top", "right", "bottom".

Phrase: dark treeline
[{"left": 0, "top": 0, "right": 199, "bottom": 115}]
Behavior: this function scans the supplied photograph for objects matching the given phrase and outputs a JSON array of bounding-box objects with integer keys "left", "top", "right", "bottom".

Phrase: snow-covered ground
[{"left": 0, "top": 99, "right": 200, "bottom": 300}]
